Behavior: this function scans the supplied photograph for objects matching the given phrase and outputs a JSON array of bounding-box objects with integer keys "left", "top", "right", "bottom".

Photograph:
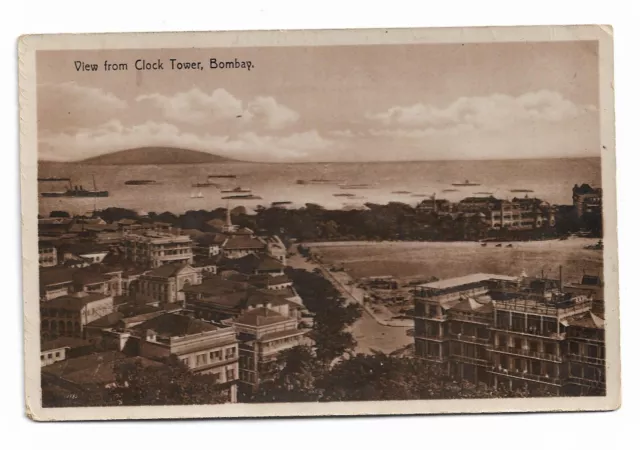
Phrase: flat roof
[{"left": 418, "top": 273, "right": 519, "bottom": 291}]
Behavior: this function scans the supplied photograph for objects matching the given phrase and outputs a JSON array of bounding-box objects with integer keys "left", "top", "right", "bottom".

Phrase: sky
[{"left": 36, "top": 41, "right": 600, "bottom": 162}]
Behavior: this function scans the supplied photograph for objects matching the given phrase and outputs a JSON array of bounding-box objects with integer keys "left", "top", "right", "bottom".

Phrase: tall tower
[{"left": 222, "top": 201, "right": 238, "bottom": 233}]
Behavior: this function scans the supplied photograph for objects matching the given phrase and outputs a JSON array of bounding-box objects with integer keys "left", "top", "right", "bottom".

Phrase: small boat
[
  {"left": 392, "top": 190, "right": 411, "bottom": 194},
  {"left": 340, "top": 184, "right": 373, "bottom": 190},
  {"left": 452, "top": 180, "right": 481, "bottom": 187},
  {"left": 38, "top": 177, "right": 70, "bottom": 182},
  {"left": 411, "top": 194, "right": 428, "bottom": 197},
  {"left": 192, "top": 182, "right": 219, "bottom": 188},
  {"left": 442, "top": 189, "right": 459, "bottom": 193},
  {"left": 474, "top": 192, "right": 494, "bottom": 195},
  {"left": 222, "top": 194, "right": 262, "bottom": 200},
  {"left": 333, "top": 193, "right": 355, "bottom": 197},
  {"left": 125, "top": 179, "right": 161, "bottom": 185},
  {"left": 559, "top": 236, "right": 569, "bottom": 241},
  {"left": 271, "top": 201, "right": 293, "bottom": 206},
  {"left": 296, "top": 178, "right": 344, "bottom": 185},
  {"left": 506, "top": 244, "right": 513, "bottom": 248},
  {"left": 481, "top": 243, "right": 487, "bottom": 247},
  {"left": 208, "top": 174, "right": 237, "bottom": 179},
  {"left": 495, "top": 243, "right": 502, "bottom": 247},
  {"left": 190, "top": 191, "right": 204, "bottom": 199},
  {"left": 221, "top": 186, "right": 252, "bottom": 194},
  {"left": 510, "top": 189, "right": 534, "bottom": 193}
]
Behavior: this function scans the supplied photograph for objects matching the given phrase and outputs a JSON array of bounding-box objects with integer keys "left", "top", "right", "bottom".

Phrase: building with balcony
[
  {"left": 124, "top": 312, "right": 240, "bottom": 403},
  {"left": 233, "top": 305, "right": 309, "bottom": 399},
  {"left": 413, "top": 270, "right": 605, "bottom": 396},
  {"left": 566, "top": 312, "right": 606, "bottom": 395},
  {"left": 122, "top": 231, "right": 193, "bottom": 268},
  {"left": 40, "top": 292, "right": 115, "bottom": 340},
  {"left": 40, "top": 267, "right": 76, "bottom": 301}
]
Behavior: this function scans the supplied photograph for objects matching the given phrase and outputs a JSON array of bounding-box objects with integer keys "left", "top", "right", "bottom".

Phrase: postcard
[{"left": 18, "top": 25, "right": 619, "bottom": 421}]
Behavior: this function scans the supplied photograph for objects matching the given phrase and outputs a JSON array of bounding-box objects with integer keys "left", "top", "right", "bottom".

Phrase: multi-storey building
[
  {"left": 137, "top": 263, "right": 202, "bottom": 306},
  {"left": 417, "top": 197, "right": 452, "bottom": 214},
  {"left": 122, "top": 231, "right": 193, "bottom": 268},
  {"left": 124, "top": 312, "right": 240, "bottom": 403},
  {"left": 414, "top": 273, "right": 518, "bottom": 371},
  {"left": 233, "top": 305, "right": 309, "bottom": 399},
  {"left": 413, "top": 270, "right": 605, "bottom": 396},
  {"left": 572, "top": 183, "right": 603, "bottom": 218},
  {"left": 488, "top": 283, "right": 592, "bottom": 396},
  {"left": 39, "top": 241, "right": 58, "bottom": 267},
  {"left": 566, "top": 312, "right": 606, "bottom": 395},
  {"left": 40, "top": 292, "right": 115, "bottom": 340},
  {"left": 512, "top": 196, "right": 556, "bottom": 229}
]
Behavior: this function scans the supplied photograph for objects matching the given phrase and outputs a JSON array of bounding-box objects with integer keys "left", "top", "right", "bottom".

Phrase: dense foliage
[
  {"left": 251, "top": 347, "right": 559, "bottom": 403},
  {"left": 42, "top": 356, "right": 228, "bottom": 408},
  {"left": 90, "top": 201, "right": 601, "bottom": 243},
  {"left": 286, "top": 268, "right": 361, "bottom": 363}
]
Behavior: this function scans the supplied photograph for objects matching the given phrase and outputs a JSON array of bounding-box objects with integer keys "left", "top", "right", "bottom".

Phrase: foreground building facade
[{"left": 413, "top": 270, "right": 606, "bottom": 396}]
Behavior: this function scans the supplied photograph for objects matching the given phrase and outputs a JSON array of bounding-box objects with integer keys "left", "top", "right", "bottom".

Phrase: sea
[{"left": 37, "top": 157, "right": 601, "bottom": 217}]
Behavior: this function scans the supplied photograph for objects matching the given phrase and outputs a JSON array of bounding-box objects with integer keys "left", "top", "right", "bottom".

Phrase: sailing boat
[{"left": 190, "top": 190, "right": 204, "bottom": 199}]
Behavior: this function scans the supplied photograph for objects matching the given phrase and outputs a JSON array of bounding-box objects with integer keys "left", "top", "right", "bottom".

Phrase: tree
[
  {"left": 251, "top": 346, "right": 323, "bottom": 402},
  {"left": 110, "top": 356, "right": 229, "bottom": 406},
  {"left": 286, "top": 268, "right": 361, "bottom": 363}
]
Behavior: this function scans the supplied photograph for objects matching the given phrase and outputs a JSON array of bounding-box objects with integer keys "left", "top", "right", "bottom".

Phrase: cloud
[
  {"left": 137, "top": 88, "right": 299, "bottom": 130},
  {"left": 328, "top": 129, "right": 361, "bottom": 138},
  {"left": 244, "top": 96, "right": 299, "bottom": 129},
  {"left": 37, "top": 82, "right": 128, "bottom": 131},
  {"left": 38, "top": 120, "right": 334, "bottom": 162},
  {"left": 366, "top": 90, "right": 596, "bottom": 132}
]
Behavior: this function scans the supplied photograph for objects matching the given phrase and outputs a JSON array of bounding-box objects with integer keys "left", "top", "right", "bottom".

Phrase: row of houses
[
  {"left": 39, "top": 208, "right": 311, "bottom": 403},
  {"left": 416, "top": 195, "right": 557, "bottom": 230},
  {"left": 413, "top": 270, "right": 606, "bottom": 396}
]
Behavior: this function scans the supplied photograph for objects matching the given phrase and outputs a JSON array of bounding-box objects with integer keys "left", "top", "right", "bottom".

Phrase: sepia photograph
[{"left": 19, "top": 25, "right": 619, "bottom": 420}]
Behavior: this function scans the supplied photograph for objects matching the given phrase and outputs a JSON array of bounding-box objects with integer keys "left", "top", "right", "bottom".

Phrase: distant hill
[{"left": 78, "top": 147, "right": 239, "bottom": 165}]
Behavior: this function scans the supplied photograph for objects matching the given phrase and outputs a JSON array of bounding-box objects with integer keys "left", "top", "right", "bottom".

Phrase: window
[
  {"left": 226, "top": 368, "right": 235, "bottom": 380},
  {"left": 40, "top": 355, "right": 44, "bottom": 360},
  {"left": 569, "top": 341, "right": 579, "bottom": 354},
  {"left": 544, "top": 342, "right": 555, "bottom": 355},
  {"left": 47, "top": 354, "right": 52, "bottom": 359},
  {"left": 196, "top": 354, "right": 207, "bottom": 366},
  {"left": 225, "top": 347, "right": 236, "bottom": 359},
  {"left": 55, "top": 352, "right": 60, "bottom": 357}
]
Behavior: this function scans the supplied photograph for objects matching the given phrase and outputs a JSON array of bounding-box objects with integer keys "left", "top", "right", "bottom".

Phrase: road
[{"left": 288, "top": 251, "right": 413, "bottom": 354}]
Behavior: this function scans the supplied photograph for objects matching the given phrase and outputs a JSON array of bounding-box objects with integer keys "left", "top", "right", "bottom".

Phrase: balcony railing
[
  {"left": 568, "top": 376, "right": 606, "bottom": 389},
  {"left": 416, "top": 354, "right": 446, "bottom": 363},
  {"left": 413, "top": 315, "right": 447, "bottom": 322},
  {"left": 451, "top": 334, "right": 490, "bottom": 345},
  {"left": 489, "top": 326, "right": 566, "bottom": 340},
  {"left": 488, "top": 367, "right": 564, "bottom": 386},
  {"left": 493, "top": 298, "right": 592, "bottom": 316},
  {"left": 568, "top": 353, "right": 605, "bottom": 365},
  {"left": 490, "top": 345, "right": 563, "bottom": 362},
  {"left": 450, "top": 354, "right": 489, "bottom": 366},
  {"left": 414, "top": 333, "right": 447, "bottom": 342}
]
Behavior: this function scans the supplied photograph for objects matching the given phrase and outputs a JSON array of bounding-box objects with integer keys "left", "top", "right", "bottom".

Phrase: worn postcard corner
[{"left": 19, "top": 25, "right": 619, "bottom": 421}]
